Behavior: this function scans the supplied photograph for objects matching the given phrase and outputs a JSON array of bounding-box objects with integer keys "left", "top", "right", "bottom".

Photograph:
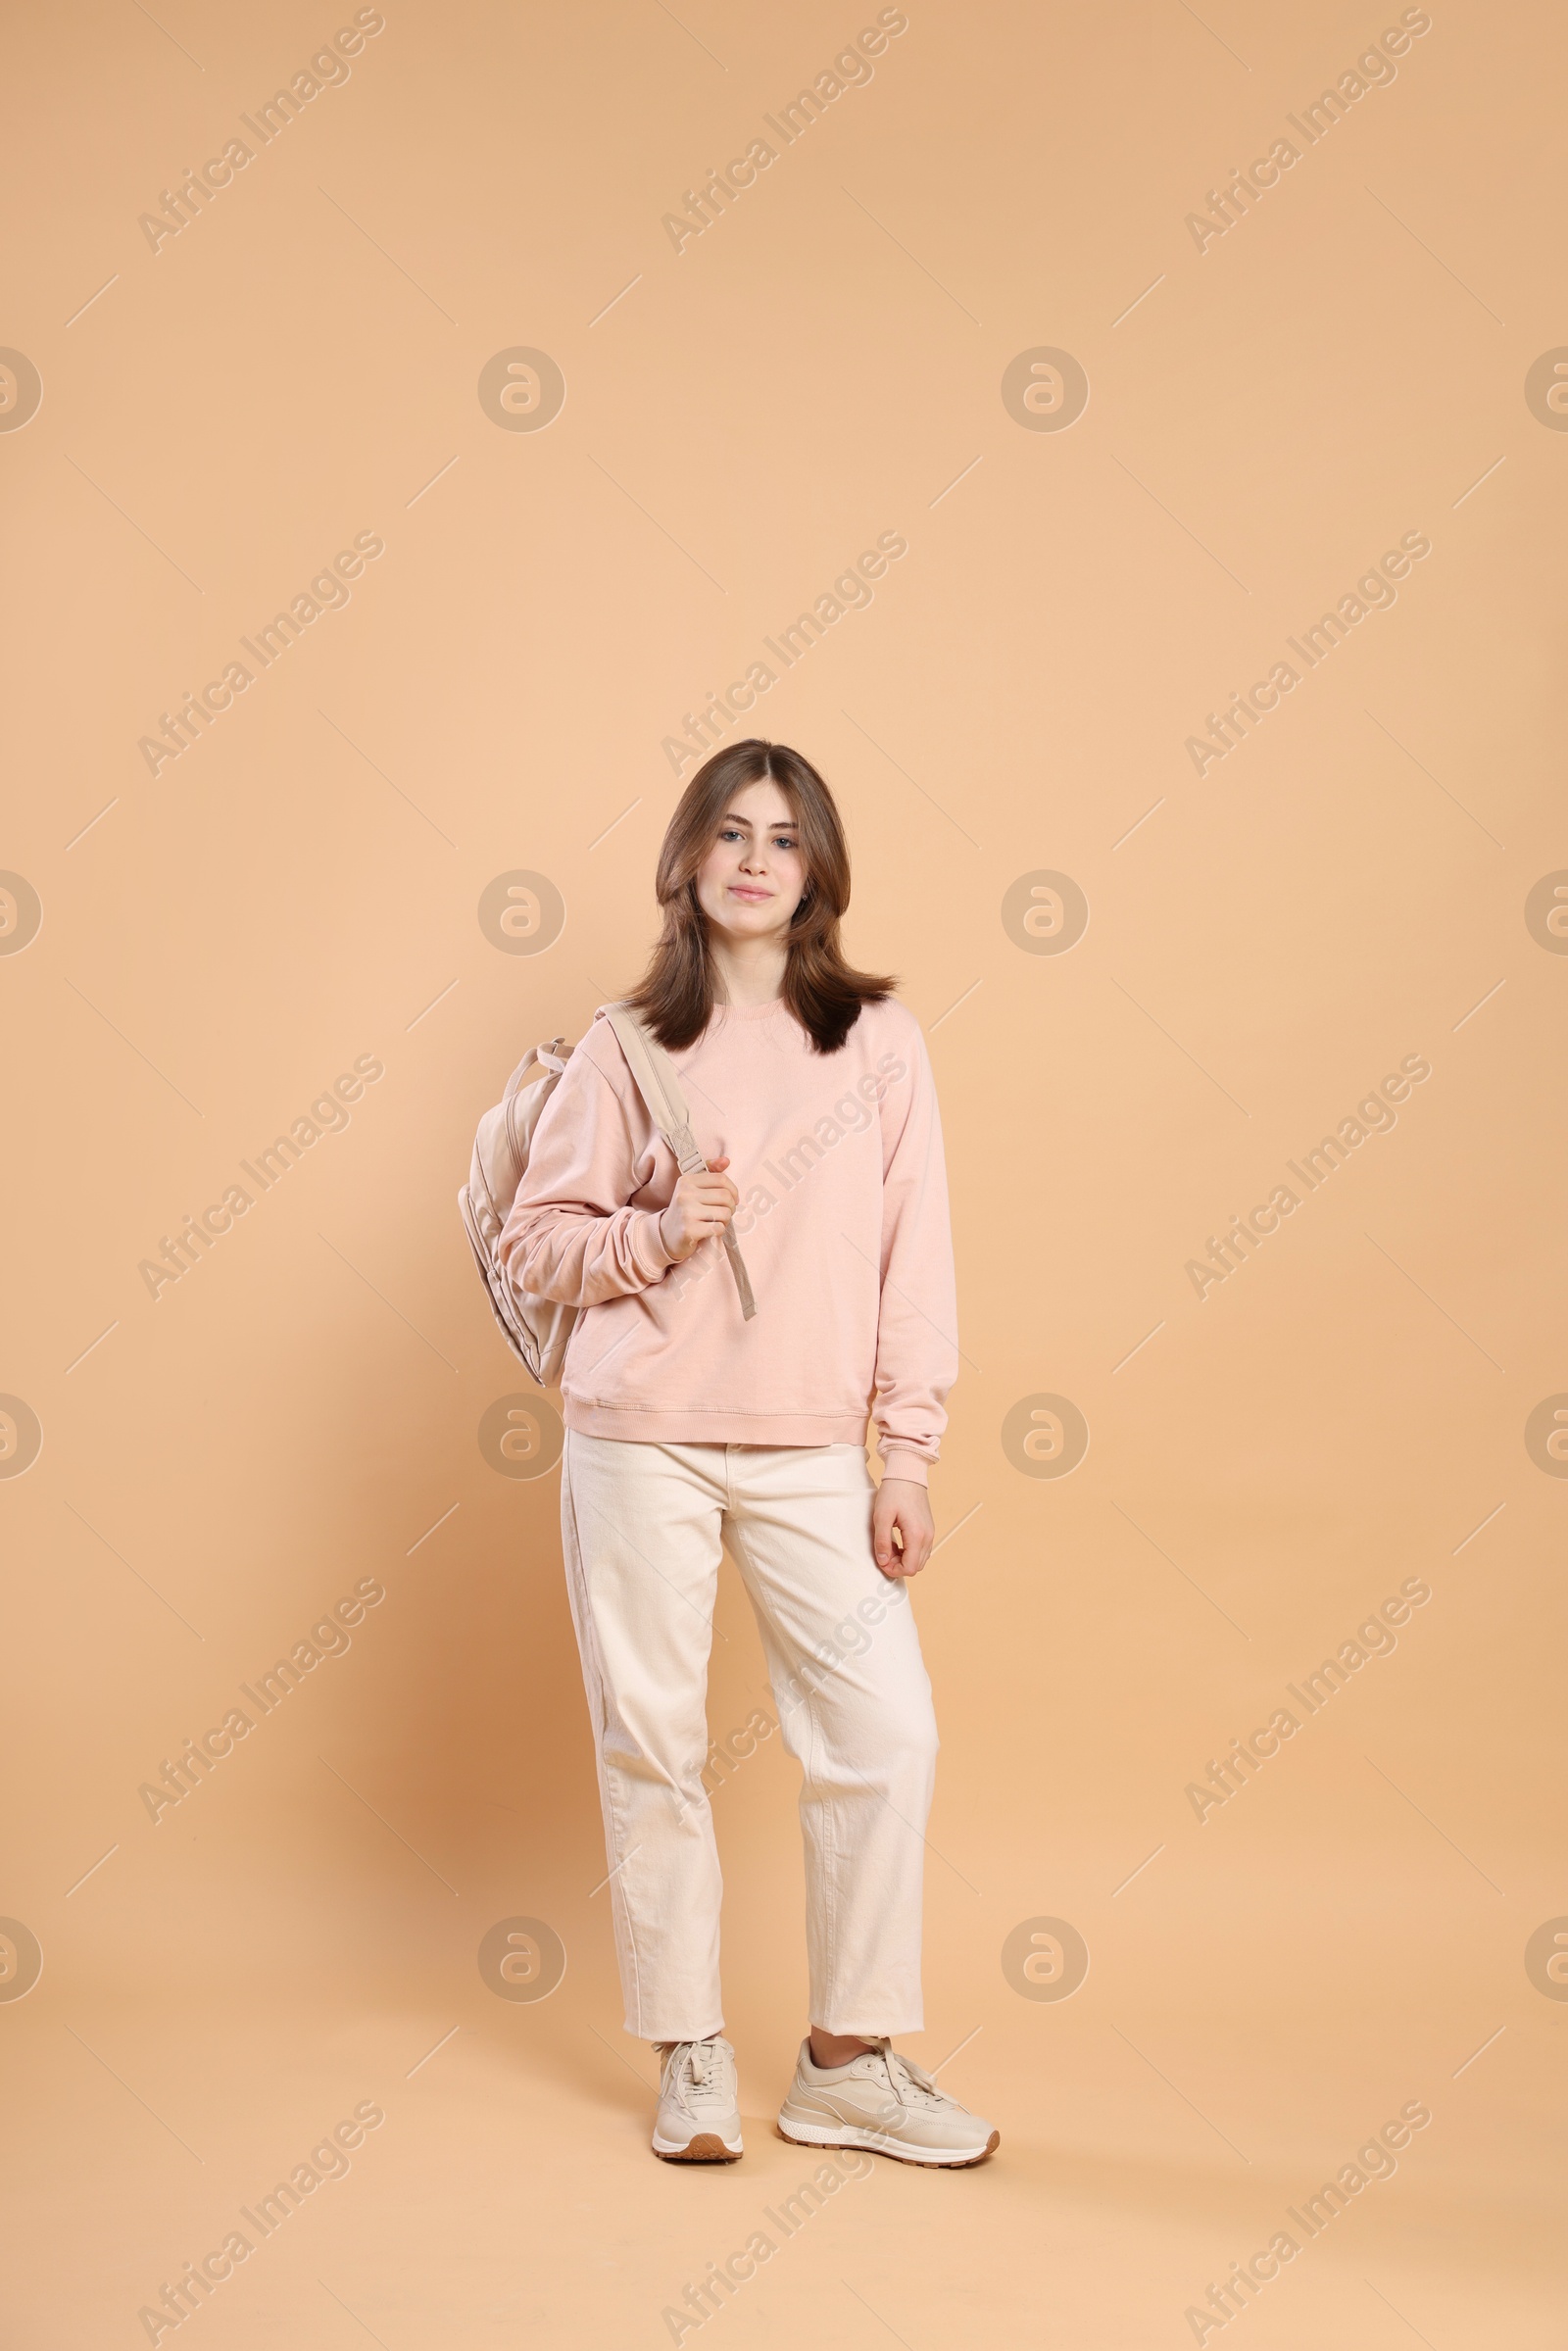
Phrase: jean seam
[
  {"left": 724, "top": 1494, "right": 843, "bottom": 2029},
  {"left": 561, "top": 1435, "right": 647, "bottom": 2035}
]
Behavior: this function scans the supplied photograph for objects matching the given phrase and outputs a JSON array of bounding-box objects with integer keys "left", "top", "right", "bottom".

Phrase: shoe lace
[
  {"left": 663, "top": 2038, "right": 726, "bottom": 2101},
  {"left": 867, "top": 2044, "right": 950, "bottom": 2113}
]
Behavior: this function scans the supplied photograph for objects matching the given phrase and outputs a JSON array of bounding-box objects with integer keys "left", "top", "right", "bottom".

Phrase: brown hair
[{"left": 623, "top": 740, "right": 895, "bottom": 1053}]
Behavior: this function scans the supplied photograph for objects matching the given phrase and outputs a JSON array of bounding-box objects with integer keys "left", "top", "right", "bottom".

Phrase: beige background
[{"left": 3, "top": 0, "right": 1565, "bottom": 2342}]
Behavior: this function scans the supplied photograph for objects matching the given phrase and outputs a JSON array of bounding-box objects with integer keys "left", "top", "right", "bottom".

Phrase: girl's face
[{"left": 693, "top": 781, "right": 808, "bottom": 942}]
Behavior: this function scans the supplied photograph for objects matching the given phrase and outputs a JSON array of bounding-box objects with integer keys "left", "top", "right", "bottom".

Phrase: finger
[
  {"left": 889, "top": 1512, "right": 928, "bottom": 1577},
  {"left": 708, "top": 1155, "right": 730, "bottom": 1171}
]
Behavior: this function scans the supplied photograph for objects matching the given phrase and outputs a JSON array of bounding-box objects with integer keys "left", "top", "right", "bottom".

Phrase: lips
[{"left": 729, "top": 887, "right": 771, "bottom": 902}]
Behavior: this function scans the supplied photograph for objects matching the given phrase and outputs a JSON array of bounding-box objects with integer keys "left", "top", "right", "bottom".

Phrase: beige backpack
[{"left": 459, "top": 1003, "right": 757, "bottom": 1389}]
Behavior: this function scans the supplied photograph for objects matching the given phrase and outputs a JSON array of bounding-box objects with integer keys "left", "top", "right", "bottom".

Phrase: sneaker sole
[
  {"left": 653, "top": 2131, "right": 743, "bottom": 2162},
  {"left": 776, "top": 2116, "right": 1000, "bottom": 2168}
]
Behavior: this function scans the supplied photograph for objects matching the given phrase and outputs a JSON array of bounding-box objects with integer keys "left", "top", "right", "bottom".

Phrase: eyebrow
[{"left": 720, "top": 809, "right": 796, "bottom": 829}]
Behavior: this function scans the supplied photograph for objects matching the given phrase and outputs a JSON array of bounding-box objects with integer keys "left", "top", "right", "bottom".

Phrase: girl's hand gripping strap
[{"left": 603, "top": 1004, "right": 758, "bottom": 1321}]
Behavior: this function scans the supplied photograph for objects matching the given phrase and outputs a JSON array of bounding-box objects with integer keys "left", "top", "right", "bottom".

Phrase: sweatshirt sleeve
[
  {"left": 871, "top": 1020, "right": 958, "bottom": 1487},
  {"left": 497, "top": 1025, "right": 679, "bottom": 1308}
]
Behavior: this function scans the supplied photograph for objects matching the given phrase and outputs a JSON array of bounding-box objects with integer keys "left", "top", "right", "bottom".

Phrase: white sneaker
[
  {"left": 652, "top": 2036, "right": 744, "bottom": 2161},
  {"left": 777, "top": 2037, "right": 999, "bottom": 2167}
]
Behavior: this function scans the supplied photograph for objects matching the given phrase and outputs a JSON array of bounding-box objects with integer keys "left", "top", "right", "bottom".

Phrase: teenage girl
[{"left": 501, "top": 740, "right": 997, "bottom": 2166}]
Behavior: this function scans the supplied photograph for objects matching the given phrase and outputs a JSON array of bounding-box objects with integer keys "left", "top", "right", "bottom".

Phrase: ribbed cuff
[
  {"left": 627, "top": 1208, "right": 679, "bottom": 1283},
  {"left": 879, "top": 1447, "right": 931, "bottom": 1489}
]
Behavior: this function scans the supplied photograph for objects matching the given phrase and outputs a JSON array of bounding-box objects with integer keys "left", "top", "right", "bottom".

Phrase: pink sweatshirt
[{"left": 499, "top": 997, "right": 956, "bottom": 1482}]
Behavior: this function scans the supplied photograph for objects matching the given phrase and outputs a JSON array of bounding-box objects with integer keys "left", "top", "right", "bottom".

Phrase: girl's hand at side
[
  {"left": 872, "top": 1478, "right": 935, "bottom": 1578},
  {"left": 658, "top": 1155, "right": 739, "bottom": 1263}
]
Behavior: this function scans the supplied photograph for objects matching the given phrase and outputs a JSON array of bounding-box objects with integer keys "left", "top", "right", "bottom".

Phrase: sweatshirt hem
[{"left": 564, "top": 1400, "right": 873, "bottom": 1446}]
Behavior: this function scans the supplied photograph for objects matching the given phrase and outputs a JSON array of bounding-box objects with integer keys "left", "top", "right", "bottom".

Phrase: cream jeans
[{"left": 560, "top": 1432, "right": 939, "bottom": 2041}]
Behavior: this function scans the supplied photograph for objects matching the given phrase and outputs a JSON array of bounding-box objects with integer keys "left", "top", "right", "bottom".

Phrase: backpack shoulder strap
[
  {"left": 600, "top": 1004, "right": 757, "bottom": 1321},
  {"left": 602, "top": 1004, "right": 703, "bottom": 1172}
]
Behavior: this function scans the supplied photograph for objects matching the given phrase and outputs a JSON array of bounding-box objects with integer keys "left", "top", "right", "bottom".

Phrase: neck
[{"left": 708, "top": 930, "right": 788, "bottom": 1010}]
